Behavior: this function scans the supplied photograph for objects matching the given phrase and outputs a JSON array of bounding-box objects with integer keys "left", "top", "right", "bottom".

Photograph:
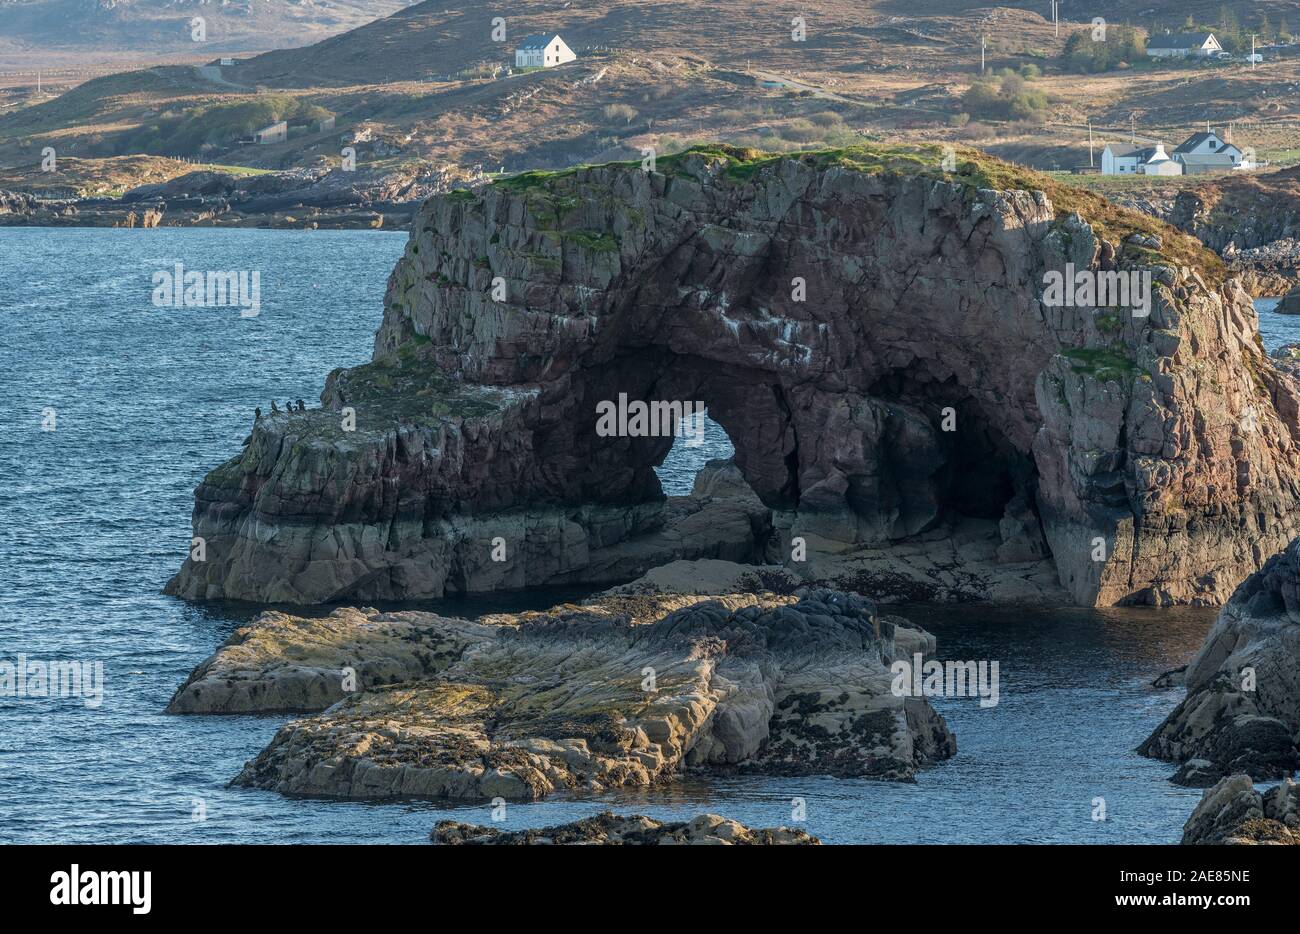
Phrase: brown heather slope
[
  {"left": 0, "top": 154, "right": 262, "bottom": 197},
  {"left": 231, "top": 0, "right": 1300, "bottom": 89},
  {"left": 8, "top": 1, "right": 1300, "bottom": 202}
]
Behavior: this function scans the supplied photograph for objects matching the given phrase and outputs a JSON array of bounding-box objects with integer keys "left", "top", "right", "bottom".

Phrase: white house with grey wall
[{"left": 515, "top": 34, "right": 576, "bottom": 68}]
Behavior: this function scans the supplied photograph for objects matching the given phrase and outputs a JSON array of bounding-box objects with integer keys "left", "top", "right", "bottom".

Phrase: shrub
[
  {"left": 959, "top": 74, "right": 1049, "bottom": 121},
  {"left": 957, "top": 121, "right": 995, "bottom": 140},
  {"left": 601, "top": 103, "right": 638, "bottom": 124},
  {"left": 779, "top": 118, "right": 822, "bottom": 142},
  {"left": 1060, "top": 25, "right": 1146, "bottom": 73},
  {"left": 808, "top": 110, "right": 844, "bottom": 127}
]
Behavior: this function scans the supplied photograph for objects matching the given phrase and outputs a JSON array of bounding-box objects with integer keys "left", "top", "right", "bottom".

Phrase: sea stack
[{"left": 165, "top": 145, "right": 1300, "bottom": 607}]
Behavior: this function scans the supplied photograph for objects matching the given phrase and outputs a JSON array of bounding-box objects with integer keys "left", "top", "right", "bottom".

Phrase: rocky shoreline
[
  {"left": 1112, "top": 168, "right": 1300, "bottom": 297},
  {"left": 171, "top": 585, "right": 953, "bottom": 803},
  {"left": 1140, "top": 538, "right": 1300, "bottom": 787},
  {"left": 0, "top": 163, "right": 477, "bottom": 231},
  {"left": 431, "top": 812, "right": 821, "bottom": 845}
]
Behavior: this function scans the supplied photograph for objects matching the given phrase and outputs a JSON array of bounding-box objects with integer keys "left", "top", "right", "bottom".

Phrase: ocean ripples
[{"left": 0, "top": 229, "right": 1278, "bottom": 843}]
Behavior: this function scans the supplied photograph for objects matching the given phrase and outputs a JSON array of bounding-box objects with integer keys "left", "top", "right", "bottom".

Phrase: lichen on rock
[
  {"left": 1181, "top": 774, "right": 1300, "bottom": 845},
  {"left": 187, "top": 589, "right": 954, "bottom": 800}
]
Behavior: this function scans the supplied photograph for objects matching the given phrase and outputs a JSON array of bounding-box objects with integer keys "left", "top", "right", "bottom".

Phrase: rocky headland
[
  {"left": 431, "top": 811, "right": 821, "bottom": 845},
  {"left": 166, "top": 143, "right": 1300, "bottom": 608},
  {"left": 1181, "top": 775, "right": 1300, "bottom": 845},
  {"left": 1140, "top": 536, "right": 1300, "bottom": 786},
  {"left": 1113, "top": 167, "right": 1300, "bottom": 297},
  {"left": 0, "top": 163, "right": 475, "bottom": 230},
  {"left": 170, "top": 587, "right": 954, "bottom": 801}
]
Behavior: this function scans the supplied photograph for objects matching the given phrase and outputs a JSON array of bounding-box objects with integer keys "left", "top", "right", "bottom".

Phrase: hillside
[
  {"left": 7, "top": 0, "right": 1300, "bottom": 214},
  {"left": 0, "top": 0, "right": 410, "bottom": 55}
]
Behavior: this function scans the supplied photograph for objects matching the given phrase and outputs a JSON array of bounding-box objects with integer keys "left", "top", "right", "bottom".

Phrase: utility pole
[
  {"left": 981, "top": 35, "right": 986, "bottom": 74},
  {"left": 1052, "top": 1, "right": 1059, "bottom": 38},
  {"left": 1250, "top": 33, "right": 1259, "bottom": 69},
  {"left": 1088, "top": 120, "right": 1094, "bottom": 168},
  {"left": 1130, "top": 113, "right": 1135, "bottom": 143}
]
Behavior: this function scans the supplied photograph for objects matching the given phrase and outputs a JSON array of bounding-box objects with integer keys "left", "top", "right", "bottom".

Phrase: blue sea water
[{"left": 0, "top": 226, "right": 1290, "bottom": 844}]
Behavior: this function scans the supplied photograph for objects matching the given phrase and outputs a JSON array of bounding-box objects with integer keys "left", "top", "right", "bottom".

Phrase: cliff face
[{"left": 166, "top": 145, "right": 1300, "bottom": 606}]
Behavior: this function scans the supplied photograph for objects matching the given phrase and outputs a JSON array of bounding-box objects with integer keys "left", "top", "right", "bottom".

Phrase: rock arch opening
[
  {"left": 653, "top": 413, "right": 734, "bottom": 496},
  {"left": 565, "top": 344, "right": 1052, "bottom": 578},
  {"left": 166, "top": 150, "right": 1300, "bottom": 607},
  {"left": 567, "top": 349, "right": 802, "bottom": 512}
]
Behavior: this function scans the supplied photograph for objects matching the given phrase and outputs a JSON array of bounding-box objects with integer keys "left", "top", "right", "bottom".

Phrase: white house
[
  {"left": 1171, "top": 130, "right": 1244, "bottom": 173},
  {"left": 1101, "top": 142, "right": 1181, "bottom": 175},
  {"left": 254, "top": 121, "right": 287, "bottom": 145},
  {"left": 1147, "top": 31, "right": 1223, "bottom": 58},
  {"left": 515, "top": 33, "right": 576, "bottom": 68}
]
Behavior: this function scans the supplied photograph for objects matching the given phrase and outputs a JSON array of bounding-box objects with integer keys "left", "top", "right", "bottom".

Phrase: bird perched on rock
[
  {"left": 296, "top": 399, "right": 306, "bottom": 412},
  {"left": 270, "top": 401, "right": 279, "bottom": 414},
  {"left": 255, "top": 407, "right": 262, "bottom": 421}
]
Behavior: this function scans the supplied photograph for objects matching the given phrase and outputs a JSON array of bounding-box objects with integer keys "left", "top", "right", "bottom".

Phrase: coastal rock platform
[{"left": 170, "top": 589, "right": 955, "bottom": 800}]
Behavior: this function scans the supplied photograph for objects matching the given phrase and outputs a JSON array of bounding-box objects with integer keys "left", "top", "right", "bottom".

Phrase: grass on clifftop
[
  {"left": 489, "top": 142, "right": 1223, "bottom": 284},
  {"left": 299, "top": 340, "right": 503, "bottom": 440}
]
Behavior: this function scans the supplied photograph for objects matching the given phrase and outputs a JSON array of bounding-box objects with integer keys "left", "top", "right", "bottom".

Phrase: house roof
[
  {"left": 517, "top": 33, "right": 564, "bottom": 50},
  {"left": 1178, "top": 152, "right": 1244, "bottom": 163},
  {"left": 1172, "top": 132, "right": 1241, "bottom": 155},
  {"left": 1105, "top": 143, "right": 1144, "bottom": 157},
  {"left": 1106, "top": 143, "right": 1162, "bottom": 161},
  {"left": 1173, "top": 132, "right": 1216, "bottom": 152},
  {"left": 1148, "top": 31, "right": 1217, "bottom": 50}
]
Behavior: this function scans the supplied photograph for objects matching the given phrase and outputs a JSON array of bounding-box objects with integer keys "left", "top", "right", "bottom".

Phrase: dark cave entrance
[
  {"left": 568, "top": 350, "right": 1048, "bottom": 562},
  {"left": 867, "top": 366, "right": 1045, "bottom": 539}
]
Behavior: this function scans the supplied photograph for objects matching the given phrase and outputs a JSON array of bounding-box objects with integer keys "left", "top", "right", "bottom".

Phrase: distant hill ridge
[{"left": 0, "top": 0, "right": 410, "bottom": 54}]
